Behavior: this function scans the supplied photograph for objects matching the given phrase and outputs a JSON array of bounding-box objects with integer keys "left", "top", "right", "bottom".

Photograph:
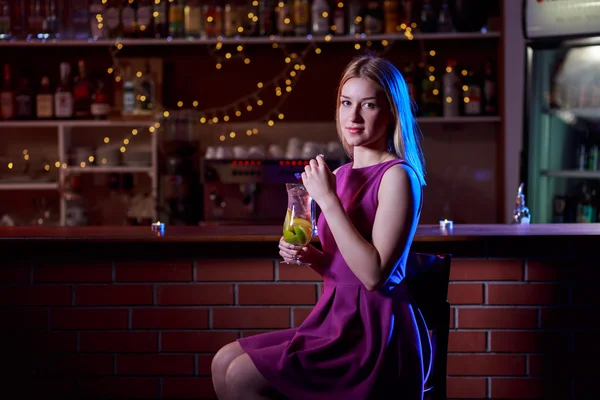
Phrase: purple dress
[{"left": 238, "top": 159, "right": 432, "bottom": 400}]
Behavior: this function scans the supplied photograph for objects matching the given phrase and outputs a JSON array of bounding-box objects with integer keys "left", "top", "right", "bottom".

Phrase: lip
[{"left": 345, "top": 127, "right": 364, "bottom": 134}]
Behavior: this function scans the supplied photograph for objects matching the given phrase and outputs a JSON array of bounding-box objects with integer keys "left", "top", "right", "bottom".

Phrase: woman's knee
[
  {"left": 225, "top": 354, "right": 267, "bottom": 393},
  {"left": 211, "top": 341, "right": 245, "bottom": 376}
]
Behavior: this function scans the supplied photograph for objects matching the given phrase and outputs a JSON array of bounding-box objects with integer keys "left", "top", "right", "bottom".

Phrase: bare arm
[{"left": 318, "top": 164, "right": 419, "bottom": 291}]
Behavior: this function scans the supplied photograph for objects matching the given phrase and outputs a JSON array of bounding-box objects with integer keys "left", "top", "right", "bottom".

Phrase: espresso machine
[{"left": 201, "top": 158, "right": 343, "bottom": 225}]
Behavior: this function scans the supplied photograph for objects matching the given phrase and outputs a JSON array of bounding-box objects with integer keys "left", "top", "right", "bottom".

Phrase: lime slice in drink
[
  {"left": 283, "top": 229, "right": 298, "bottom": 244},
  {"left": 292, "top": 218, "right": 312, "bottom": 245}
]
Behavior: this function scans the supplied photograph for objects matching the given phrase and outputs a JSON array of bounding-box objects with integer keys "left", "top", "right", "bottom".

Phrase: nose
[{"left": 350, "top": 105, "right": 363, "bottom": 123}]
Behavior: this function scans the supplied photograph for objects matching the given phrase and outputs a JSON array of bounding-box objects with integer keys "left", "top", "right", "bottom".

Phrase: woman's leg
[
  {"left": 225, "top": 353, "right": 273, "bottom": 400},
  {"left": 211, "top": 341, "right": 246, "bottom": 399}
]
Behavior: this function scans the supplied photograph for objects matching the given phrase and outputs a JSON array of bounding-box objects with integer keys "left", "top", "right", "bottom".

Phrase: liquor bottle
[
  {"left": 153, "top": 0, "right": 168, "bottom": 38},
  {"left": 0, "top": 1, "right": 10, "bottom": 39},
  {"left": 70, "top": 0, "right": 90, "bottom": 40},
  {"left": 383, "top": 0, "right": 399, "bottom": 34},
  {"left": 462, "top": 70, "right": 482, "bottom": 116},
  {"left": 245, "top": 0, "right": 259, "bottom": 36},
  {"left": 0, "top": 64, "right": 14, "bottom": 120},
  {"left": 121, "top": 0, "right": 136, "bottom": 38},
  {"left": 332, "top": 2, "right": 345, "bottom": 35},
  {"left": 12, "top": 0, "right": 27, "bottom": 39},
  {"left": 203, "top": 3, "right": 223, "bottom": 37},
  {"left": 54, "top": 62, "right": 73, "bottom": 119},
  {"left": 14, "top": 74, "right": 34, "bottom": 119},
  {"left": 73, "top": 60, "right": 92, "bottom": 119},
  {"left": 121, "top": 64, "right": 135, "bottom": 116},
  {"left": 311, "top": 0, "right": 329, "bottom": 35},
  {"left": 293, "top": 0, "right": 309, "bottom": 36},
  {"left": 136, "top": 0, "right": 154, "bottom": 37},
  {"left": 437, "top": 0, "right": 454, "bottom": 33},
  {"left": 512, "top": 183, "right": 531, "bottom": 225},
  {"left": 420, "top": 62, "right": 441, "bottom": 117},
  {"left": 135, "top": 61, "right": 155, "bottom": 115},
  {"left": 28, "top": 0, "right": 44, "bottom": 39},
  {"left": 364, "top": 1, "right": 383, "bottom": 35},
  {"left": 400, "top": 0, "right": 413, "bottom": 27},
  {"left": 90, "top": 78, "right": 110, "bottom": 119},
  {"left": 277, "top": 0, "right": 293, "bottom": 36},
  {"left": 442, "top": 59, "right": 459, "bottom": 117},
  {"left": 184, "top": 0, "right": 202, "bottom": 38},
  {"left": 36, "top": 76, "right": 54, "bottom": 119},
  {"left": 43, "top": 0, "right": 58, "bottom": 39},
  {"left": 483, "top": 61, "right": 497, "bottom": 115},
  {"left": 419, "top": 0, "right": 436, "bottom": 33},
  {"left": 347, "top": 0, "right": 363, "bottom": 35},
  {"left": 104, "top": 0, "right": 122, "bottom": 39},
  {"left": 168, "top": 0, "right": 184, "bottom": 37},
  {"left": 258, "top": 0, "right": 276, "bottom": 36},
  {"left": 224, "top": 2, "right": 242, "bottom": 37},
  {"left": 89, "top": 0, "right": 105, "bottom": 39},
  {"left": 575, "top": 182, "right": 596, "bottom": 223}
]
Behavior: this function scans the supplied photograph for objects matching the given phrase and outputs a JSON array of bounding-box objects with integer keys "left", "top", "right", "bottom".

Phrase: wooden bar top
[{"left": 0, "top": 224, "right": 598, "bottom": 243}]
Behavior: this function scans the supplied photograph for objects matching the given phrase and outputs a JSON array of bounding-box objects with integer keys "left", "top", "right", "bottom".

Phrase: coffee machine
[{"left": 201, "top": 158, "right": 343, "bottom": 225}]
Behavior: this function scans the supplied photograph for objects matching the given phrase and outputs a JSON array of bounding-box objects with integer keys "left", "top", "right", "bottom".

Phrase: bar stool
[{"left": 405, "top": 252, "right": 452, "bottom": 400}]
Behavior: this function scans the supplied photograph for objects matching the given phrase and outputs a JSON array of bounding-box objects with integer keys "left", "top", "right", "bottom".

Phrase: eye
[
  {"left": 341, "top": 100, "right": 351, "bottom": 106},
  {"left": 363, "top": 102, "right": 377, "bottom": 109}
]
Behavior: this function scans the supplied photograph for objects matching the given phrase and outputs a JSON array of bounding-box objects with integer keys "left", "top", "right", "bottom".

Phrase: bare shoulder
[{"left": 378, "top": 163, "right": 420, "bottom": 203}]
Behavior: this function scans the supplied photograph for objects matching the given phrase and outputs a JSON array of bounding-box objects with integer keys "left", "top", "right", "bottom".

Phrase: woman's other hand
[{"left": 301, "top": 154, "right": 337, "bottom": 208}]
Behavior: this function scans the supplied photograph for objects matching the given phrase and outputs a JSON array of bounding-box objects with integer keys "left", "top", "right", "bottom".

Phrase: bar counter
[{"left": 1, "top": 224, "right": 599, "bottom": 399}]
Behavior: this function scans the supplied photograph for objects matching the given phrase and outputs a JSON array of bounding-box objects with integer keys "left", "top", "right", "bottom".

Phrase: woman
[{"left": 211, "top": 54, "right": 431, "bottom": 400}]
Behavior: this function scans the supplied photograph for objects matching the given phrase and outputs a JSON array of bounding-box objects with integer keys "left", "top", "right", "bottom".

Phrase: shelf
[
  {"left": 64, "top": 166, "right": 153, "bottom": 174},
  {"left": 542, "top": 170, "right": 600, "bottom": 179},
  {"left": 0, "top": 182, "right": 58, "bottom": 190},
  {"left": 0, "top": 31, "right": 500, "bottom": 47},
  {"left": 0, "top": 120, "right": 156, "bottom": 128},
  {"left": 417, "top": 116, "right": 500, "bottom": 123}
]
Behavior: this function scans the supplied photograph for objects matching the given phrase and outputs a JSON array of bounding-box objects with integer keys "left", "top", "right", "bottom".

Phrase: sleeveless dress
[{"left": 238, "top": 159, "right": 432, "bottom": 400}]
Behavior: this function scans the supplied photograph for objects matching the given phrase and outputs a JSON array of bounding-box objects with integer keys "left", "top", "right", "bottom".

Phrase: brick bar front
[{"left": 0, "top": 224, "right": 598, "bottom": 399}]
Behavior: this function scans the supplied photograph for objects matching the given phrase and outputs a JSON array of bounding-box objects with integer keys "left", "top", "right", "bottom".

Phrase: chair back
[{"left": 404, "top": 252, "right": 452, "bottom": 400}]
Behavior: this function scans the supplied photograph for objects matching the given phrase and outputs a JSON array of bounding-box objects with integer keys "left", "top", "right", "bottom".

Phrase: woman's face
[{"left": 338, "top": 77, "right": 392, "bottom": 151}]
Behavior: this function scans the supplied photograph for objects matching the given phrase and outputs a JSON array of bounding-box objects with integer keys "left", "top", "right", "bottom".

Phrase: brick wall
[{"left": 1, "top": 258, "right": 597, "bottom": 399}]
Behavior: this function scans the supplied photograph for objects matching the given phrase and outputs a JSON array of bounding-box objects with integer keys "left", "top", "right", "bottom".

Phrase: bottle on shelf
[
  {"left": 575, "top": 182, "right": 597, "bottom": 223},
  {"left": 419, "top": 0, "right": 437, "bottom": 33},
  {"left": 54, "top": 62, "right": 74, "bottom": 119},
  {"left": 69, "top": 0, "right": 90, "bottom": 40},
  {"left": 482, "top": 61, "right": 497, "bottom": 115},
  {"left": 512, "top": 183, "right": 531, "bottom": 225},
  {"left": 462, "top": 69, "right": 482, "bottom": 116},
  {"left": 104, "top": 0, "right": 122, "bottom": 39},
  {"left": 224, "top": 2, "right": 243, "bottom": 38},
  {"left": 136, "top": 0, "right": 154, "bottom": 37},
  {"left": 36, "top": 76, "right": 54, "bottom": 119},
  {"left": 12, "top": 0, "right": 27, "bottom": 40},
  {"left": 347, "top": 0, "right": 364, "bottom": 35},
  {"left": 293, "top": 0, "right": 309, "bottom": 36},
  {"left": 364, "top": 1, "right": 384, "bottom": 35},
  {"left": 121, "top": 64, "right": 136, "bottom": 116},
  {"left": 383, "top": 0, "right": 399, "bottom": 34},
  {"left": 184, "top": 0, "right": 202, "bottom": 38},
  {"left": 28, "top": 0, "right": 45, "bottom": 39},
  {"left": 14, "top": 73, "right": 33, "bottom": 120},
  {"left": 168, "top": 0, "right": 184, "bottom": 38},
  {"left": 277, "top": 0, "right": 294, "bottom": 37},
  {"left": 121, "top": 0, "right": 137, "bottom": 38},
  {"left": 43, "top": 0, "right": 58, "bottom": 39},
  {"left": 203, "top": 2, "right": 223, "bottom": 38},
  {"left": 135, "top": 61, "right": 156, "bottom": 115},
  {"left": 332, "top": 2, "right": 345, "bottom": 35},
  {"left": 442, "top": 59, "right": 460, "bottom": 117},
  {"left": 0, "top": 64, "right": 14, "bottom": 120},
  {"left": 259, "top": 0, "right": 277, "bottom": 36},
  {"left": 437, "top": 0, "right": 454, "bottom": 33},
  {"left": 90, "top": 77, "right": 110, "bottom": 119},
  {"left": 311, "top": 0, "right": 329, "bottom": 36},
  {"left": 153, "top": 0, "right": 168, "bottom": 38},
  {"left": 73, "top": 59, "right": 92, "bottom": 119},
  {"left": 89, "top": 0, "right": 105, "bottom": 40},
  {"left": 0, "top": 1, "right": 10, "bottom": 40}
]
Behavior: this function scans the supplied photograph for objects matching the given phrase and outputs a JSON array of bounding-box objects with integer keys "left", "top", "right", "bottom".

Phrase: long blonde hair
[{"left": 335, "top": 54, "right": 426, "bottom": 186}]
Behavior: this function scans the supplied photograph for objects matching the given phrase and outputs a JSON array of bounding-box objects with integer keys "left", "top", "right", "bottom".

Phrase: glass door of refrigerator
[{"left": 526, "top": 42, "right": 600, "bottom": 224}]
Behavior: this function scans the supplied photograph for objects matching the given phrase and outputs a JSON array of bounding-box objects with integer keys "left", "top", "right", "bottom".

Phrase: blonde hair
[{"left": 335, "top": 54, "right": 426, "bottom": 186}]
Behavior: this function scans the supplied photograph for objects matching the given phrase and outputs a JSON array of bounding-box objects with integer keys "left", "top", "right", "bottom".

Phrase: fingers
[
  {"left": 279, "top": 237, "right": 304, "bottom": 260},
  {"left": 316, "top": 154, "right": 326, "bottom": 167}
]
